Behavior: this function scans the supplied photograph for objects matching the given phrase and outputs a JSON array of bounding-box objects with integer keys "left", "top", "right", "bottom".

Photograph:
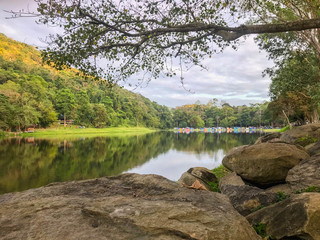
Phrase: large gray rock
[
  {"left": 286, "top": 154, "right": 320, "bottom": 191},
  {"left": 280, "top": 123, "right": 320, "bottom": 146},
  {"left": 219, "top": 173, "right": 278, "bottom": 216},
  {"left": 247, "top": 193, "right": 320, "bottom": 240},
  {"left": 222, "top": 143, "right": 309, "bottom": 186},
  {"left": 219, "top": 172, "right": 245, "bottom": 189},
  {"left": 178, "top": 167, "right": 217, "bottom": 191},
  {"left": 0, "top": 173, "right": 261, "bottom": 240}
]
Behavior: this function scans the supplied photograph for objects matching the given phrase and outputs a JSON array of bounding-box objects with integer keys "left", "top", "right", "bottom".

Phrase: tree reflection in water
[{"left": 0, "top": 132, "right": 261, "bottom": 194}]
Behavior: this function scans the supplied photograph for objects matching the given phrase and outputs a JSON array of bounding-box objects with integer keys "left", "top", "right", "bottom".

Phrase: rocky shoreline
[{"left": 1, "top": 124, "right": 320, "bottom": 239}]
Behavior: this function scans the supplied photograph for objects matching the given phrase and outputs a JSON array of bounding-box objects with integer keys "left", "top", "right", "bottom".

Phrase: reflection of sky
[{"left": 126, "top": 149, "right": 225, "bottom": 181}]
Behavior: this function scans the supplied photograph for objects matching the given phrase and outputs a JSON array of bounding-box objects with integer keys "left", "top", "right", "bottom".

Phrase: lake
[{"left": 0, "top": 132, "right": 262, "bottom": 194}]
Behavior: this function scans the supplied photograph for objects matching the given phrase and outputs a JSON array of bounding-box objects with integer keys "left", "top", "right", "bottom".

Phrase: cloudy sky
[{"left": 0, "top": 0, "right": 274, "bottom": 108}]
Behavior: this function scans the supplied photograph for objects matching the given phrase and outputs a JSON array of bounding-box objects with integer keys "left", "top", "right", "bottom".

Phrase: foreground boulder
[
  {"left": 222, "top": 143, "right": 309, "bottom": 186},
  {"left": 286, "top": 154, "right": 320, "bottom": 191},
  {"left": 247, "top": 193, "right": 320, "bottom": 240},
  {"left": 0, "top": 173, "right": 261, "bottom": 240},
  {"left": 280, "top": 123, "right": 320, "bottom": 146},
  {"left": 219, "top": 173, "right": 278, "bottom": 216},
  {"left": 177, "top": 167, "right": 217, "bottom": 191}
]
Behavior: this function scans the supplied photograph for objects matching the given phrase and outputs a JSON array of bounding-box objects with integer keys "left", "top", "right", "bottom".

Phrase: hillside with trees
[{"left": 0, "top": 33, "right": 173, "bottom": 131}]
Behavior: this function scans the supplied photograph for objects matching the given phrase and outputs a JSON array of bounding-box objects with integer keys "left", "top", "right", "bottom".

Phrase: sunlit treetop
[{"left": 9, "top": 0, "right": 320, "bottom": 85}]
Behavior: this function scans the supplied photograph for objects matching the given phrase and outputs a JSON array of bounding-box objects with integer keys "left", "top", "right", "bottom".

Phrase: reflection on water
[{"left": 0, "top": 132, "right": 262, "bottom": 194}]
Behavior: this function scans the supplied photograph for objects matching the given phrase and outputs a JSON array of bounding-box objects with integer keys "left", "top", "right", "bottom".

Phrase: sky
[{"left": 0, "top": 0, "right": 274, "bottom": 108}]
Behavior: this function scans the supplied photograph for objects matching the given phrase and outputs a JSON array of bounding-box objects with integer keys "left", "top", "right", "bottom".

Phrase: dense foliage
[
  {"left": 172, "top": 101, "right": 273, "bottom": 128},
  {"left": 0, "top": 33, "right": 172, "bottom": 131},
  {"left": 255, "top": 0, "right": 320, "bottom": 124},
  {"left": 9, "top": 0, "right": 320, "bottom": 84}
]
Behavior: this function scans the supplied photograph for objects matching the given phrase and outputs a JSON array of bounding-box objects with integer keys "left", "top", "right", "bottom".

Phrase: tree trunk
[
  {"left": 64, "top": 113, "right": 66, "bottom": 127},
  {"left": 282, "top": 110, "right": 292, "bottom": 129},
  {"left": 312, "top": 106, "right": 319, "bottom": 123}
]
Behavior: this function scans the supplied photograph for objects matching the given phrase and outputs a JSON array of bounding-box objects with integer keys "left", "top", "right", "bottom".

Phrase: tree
[
  {"left": 252, "top": 0, "right": 320, "bottom": 123},
  {"left": 256, "top": 33, "right": 320, "bottom": 123},
  {"left": 74, "top": 90, "right": 93, "bottom": 126},
  {"left": 92, "top": 103, "right": 108, "bottom": 128},
  {"left": 9, "top": 0, "right": 320, "bottom": 84},
  {"left": 55, "top": 89, "right": 75, "bottom": 126},
  {"left": 189, "top": 114, "right": 205, "bottom": 128},
  {"left": 0, "top": 94, "right": 11, "bottom": 130}
]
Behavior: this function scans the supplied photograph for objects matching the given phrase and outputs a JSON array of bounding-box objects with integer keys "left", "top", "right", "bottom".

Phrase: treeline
[
  {"left": 0, "top": 34, "right": 173, "bottom": 131},
  {"left": 172, "top": 101, "right": 274, "bottom": 128}
]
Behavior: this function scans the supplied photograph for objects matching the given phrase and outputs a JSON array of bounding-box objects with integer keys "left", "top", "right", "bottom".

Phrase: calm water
[{"left": 0, "top": 132, "right": 262, "bottom": 194}]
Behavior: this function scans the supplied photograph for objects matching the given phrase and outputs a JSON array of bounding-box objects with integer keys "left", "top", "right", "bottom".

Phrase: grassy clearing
[{"left": 20, "top": 126, "right": 157, "bottom": 139}]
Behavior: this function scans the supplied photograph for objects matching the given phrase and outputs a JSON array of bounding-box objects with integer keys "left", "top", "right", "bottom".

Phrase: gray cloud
[{"left": 0, "top": 0, "right": 274, "bottom": 108}]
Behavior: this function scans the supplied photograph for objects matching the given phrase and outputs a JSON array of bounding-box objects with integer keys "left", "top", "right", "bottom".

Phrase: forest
[{"left": 0, "top": 32, "right": 318, "bottom": 131}]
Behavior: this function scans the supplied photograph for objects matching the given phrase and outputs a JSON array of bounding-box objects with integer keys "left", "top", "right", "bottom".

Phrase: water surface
[{"left": 0, "top": 132, "right": 262, "bottom": 194}]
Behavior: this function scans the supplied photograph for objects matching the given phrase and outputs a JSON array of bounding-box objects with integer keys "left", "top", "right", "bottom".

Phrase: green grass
[
  {"left": 211, "top": 165, "right": 229, "bottom": 180},
  {"left": 263, "top": 128, "right": 281, "bottom": 133},
  {"left": 279, "top": 125, "right": 291, "bottom": 132},
  {"left": 252, "top": 223, "right": 269, "bottom": 238},
  {"left": 251, "top": 205, "right": 265, "bottom": 213},
  {"left": 207, "top": 181, "right": 220, "bottom": 192},
  {"left": 20, "top": 126, "right": 157, "bottom": 139},
  {"left": 276, "top": 191, "right": 288, "bottom": 202},
  {"left": 297, "top": 136, "right": 317, "bottom": 145},
  {"left": 209, "top": 165, "right": 230, "bottom": 192},
  {"left": 296, "top": 186, "right": 320, "bottom": 194}
]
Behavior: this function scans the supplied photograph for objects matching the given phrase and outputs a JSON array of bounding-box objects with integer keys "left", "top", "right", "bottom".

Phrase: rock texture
[
  {"left": 255, "top": 132, "right": 281, "bottom": 144},
  {"left": 219, "top": 172, "right": 245, "bottom": 190},
  {"left": 0, "top": 173, "right": 261, "bottom": 240},
  {"left": 286, "top": 154, "right": 320, "bottom": 191},
  {"left": 178, "top": 167, "right": 217, "bottom": 191},
  {"left": 280, "top": 123, "right": 320, "bottom": 145},
  {"left": 307, "top": 141, "right": 320, "bottom": 156},
  {"left": 247, "top": 193, "right": 320, "bottom": 240},
  {"left": 222, "top": 143, "right": 309, "bottom": 186},
  {"left": 219, "top": 173, "right": 278, "bottom": 216},
  {"left": 266, "top": 184, "right": 293, "bottom": 195}
]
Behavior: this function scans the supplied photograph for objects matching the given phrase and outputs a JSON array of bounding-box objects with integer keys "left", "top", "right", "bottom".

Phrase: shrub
[
  {"left": 209, "top": 165, "right": 230, "bottom": 192},
  {"left": 208, "top": 181, "right": 220, "bottom": 193},
  {"left": 211, "top": 165, "right": 229, "bottom": 180},
  {"left": 276, "top": 191, "right": 288, "bottom": 202},
  {"left": 252, "top": 223, "right": 268, "bottom": 238}
]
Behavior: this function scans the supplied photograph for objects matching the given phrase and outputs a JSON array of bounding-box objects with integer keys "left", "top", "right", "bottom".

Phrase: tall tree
[{"left": 55, "top": 89, "right": 75, "bottom": 127}]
